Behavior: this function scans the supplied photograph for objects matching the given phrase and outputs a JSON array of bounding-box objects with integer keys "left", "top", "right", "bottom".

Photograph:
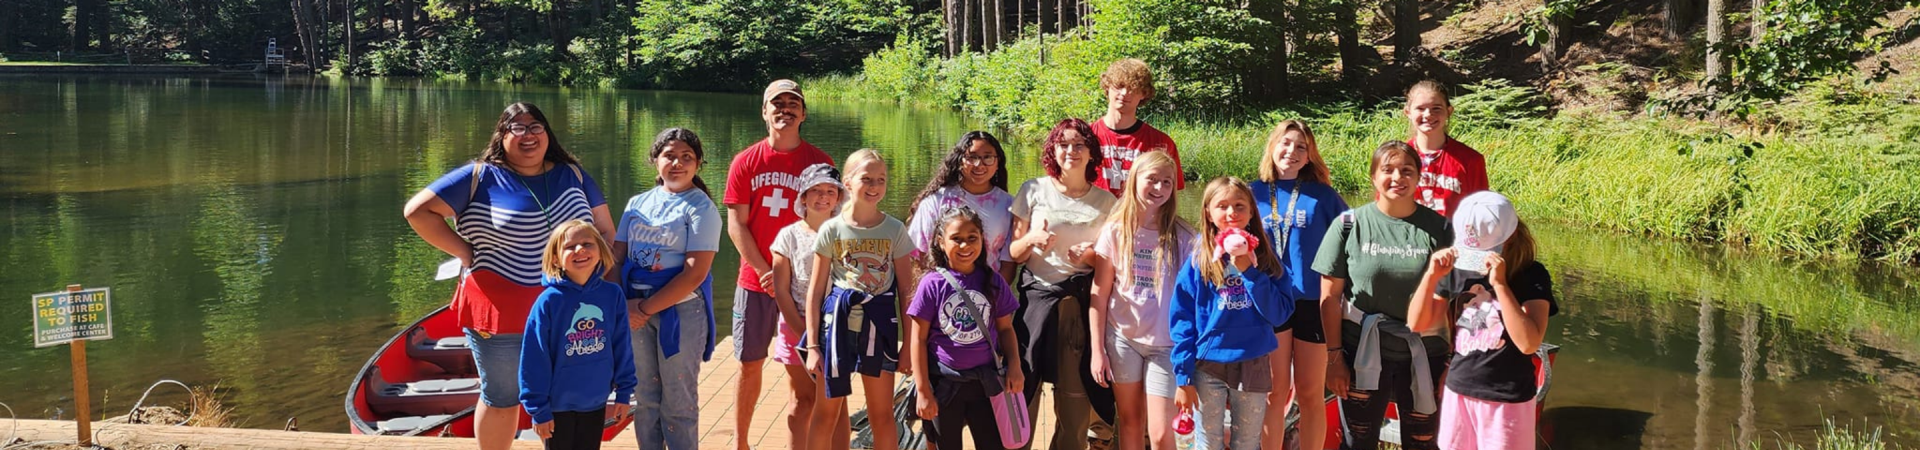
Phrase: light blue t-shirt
[{"left": 616, "top": 186, "right": 722, "bottom": 271}]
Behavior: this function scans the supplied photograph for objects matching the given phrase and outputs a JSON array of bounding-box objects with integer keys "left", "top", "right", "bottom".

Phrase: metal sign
[{"left": 32, "top": 287, "right": 113, "bottom": 348}]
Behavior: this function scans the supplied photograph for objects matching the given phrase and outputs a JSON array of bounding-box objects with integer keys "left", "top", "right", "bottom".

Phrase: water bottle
[{"left": 1173, "top": 409, "right": 1196, "bottom": 450}]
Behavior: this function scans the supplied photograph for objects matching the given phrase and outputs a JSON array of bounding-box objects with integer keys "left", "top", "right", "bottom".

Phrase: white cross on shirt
[{"left": 761, "top": 188, "right": 790, "bottom": 218}]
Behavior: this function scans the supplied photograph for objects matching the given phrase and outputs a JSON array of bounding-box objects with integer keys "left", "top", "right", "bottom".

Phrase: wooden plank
[{"left": 4, "top": 337, "right": 1067, "bottom": 449}]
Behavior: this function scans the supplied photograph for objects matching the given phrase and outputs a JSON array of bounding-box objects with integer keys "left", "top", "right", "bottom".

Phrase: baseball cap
[
  {"left": 763, "top": 79, "right": 805, "bottom": 105},
  {"left": 1451, "top": 191, "right": 1518, "bottom": 273}
]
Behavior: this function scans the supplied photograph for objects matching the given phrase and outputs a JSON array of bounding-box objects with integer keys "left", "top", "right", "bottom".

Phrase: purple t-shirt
[{"left": 907, "top": 268, "right": 1019, "bottom": 371}]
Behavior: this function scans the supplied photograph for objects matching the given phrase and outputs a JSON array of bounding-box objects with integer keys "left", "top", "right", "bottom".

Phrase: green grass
[
  {"left": 807, "top": 70, "right": 1920, "bottom": 263},
  {"left": 1751, "top": 418, "right": 1906, "bottom": 450}
]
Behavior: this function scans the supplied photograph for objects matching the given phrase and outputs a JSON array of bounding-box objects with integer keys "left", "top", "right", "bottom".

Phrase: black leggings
[
  {"left": 1339, "top": 353, "right": 1447, "bottom": 450},
  {"left": 543, "top": 409, "right": 606, "bottom": 450},
  {"left": 923, "top": 372, "right": 1005, "bottom": 450}
]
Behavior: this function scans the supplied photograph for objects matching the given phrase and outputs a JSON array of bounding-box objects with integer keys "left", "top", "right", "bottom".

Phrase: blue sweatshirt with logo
[
  {"left": 1170, "top": 259, "right": 1292, "bottom": 387},
  {"left": 518, "top": 272, "right": 637, "bottom": 424}
]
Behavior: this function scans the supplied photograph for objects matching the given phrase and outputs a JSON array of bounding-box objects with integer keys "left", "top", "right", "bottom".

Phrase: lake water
[{"left": 1, "top": 75, "right": 1915, "bottom": 448}]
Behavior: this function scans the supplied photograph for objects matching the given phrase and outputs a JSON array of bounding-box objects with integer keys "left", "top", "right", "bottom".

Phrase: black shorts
[{"left": 1273, "top": 299, "right": 1326, "bottom": 344}]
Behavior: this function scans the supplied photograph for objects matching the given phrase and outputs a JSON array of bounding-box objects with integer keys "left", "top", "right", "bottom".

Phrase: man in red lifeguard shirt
[{"left": 723, "top": 79, "right": 834, "bottom": 450}]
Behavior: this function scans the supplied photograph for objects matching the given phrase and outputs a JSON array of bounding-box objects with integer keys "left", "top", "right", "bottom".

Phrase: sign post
[{"left": 33, "top": 284, "right": 113, "bottom": 447}]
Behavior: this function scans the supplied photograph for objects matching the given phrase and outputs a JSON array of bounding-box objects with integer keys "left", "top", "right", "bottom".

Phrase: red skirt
[{"left": 453, "top": 269, "right": 544, "bottom": 335}]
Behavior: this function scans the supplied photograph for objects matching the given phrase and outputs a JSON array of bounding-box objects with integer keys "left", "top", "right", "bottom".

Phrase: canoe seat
[
  {"left": 375, "top": 414, "right": 454, "bottom": 435},
  {"left": 366, "top": 367, "right": 483, "bottom": 417},
  {"left": 405, "top": 329, "right": 475, "bottom": 374}
]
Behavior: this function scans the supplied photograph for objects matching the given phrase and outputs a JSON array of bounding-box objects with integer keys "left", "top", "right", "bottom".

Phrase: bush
[{"left": 861, "top": 35, "right": 938, "bottom": 103}]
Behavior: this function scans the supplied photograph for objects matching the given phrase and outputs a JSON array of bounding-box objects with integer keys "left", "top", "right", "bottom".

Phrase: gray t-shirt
[{"left": 814, "top": 215, "right": 913, "bottom": 294}]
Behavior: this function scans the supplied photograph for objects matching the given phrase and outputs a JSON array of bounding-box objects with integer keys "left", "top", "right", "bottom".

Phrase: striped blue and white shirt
[{"left": 428, "top": 163, "right": 607, "bottom": 286}]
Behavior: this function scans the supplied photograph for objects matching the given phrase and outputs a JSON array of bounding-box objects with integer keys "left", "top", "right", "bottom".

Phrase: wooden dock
[{"left": 2, "top": 337, "right": 1070, "bottom": 449}]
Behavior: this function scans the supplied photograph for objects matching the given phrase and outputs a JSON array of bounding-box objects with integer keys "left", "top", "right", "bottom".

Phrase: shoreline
[{"left": 0, "top": 64, "right": 285, "bottom": 75}]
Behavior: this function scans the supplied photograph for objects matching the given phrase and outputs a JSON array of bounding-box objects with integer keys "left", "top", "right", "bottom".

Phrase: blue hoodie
[
  {"left": 1170, "top": 259, "right": 1292, "bottom": 387},
  {"left": 519, "top": 271, "right": 638, "bottom": 424}
]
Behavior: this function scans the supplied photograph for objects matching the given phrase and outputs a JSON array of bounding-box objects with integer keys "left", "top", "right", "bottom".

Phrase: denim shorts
[{"left": 464, "top": 328, "right": 523, "bottom": 408}]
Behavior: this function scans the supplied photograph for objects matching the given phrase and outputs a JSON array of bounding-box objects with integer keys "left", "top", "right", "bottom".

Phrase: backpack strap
[
  {"left": 568, "top": 163, "right": 584, "bottom": 184},
  {"left": 467, "top": 162, "right": 483, "bottom": 206},
  {"left": 934, "top": 268, "right": 1005, "bottom": 369}
]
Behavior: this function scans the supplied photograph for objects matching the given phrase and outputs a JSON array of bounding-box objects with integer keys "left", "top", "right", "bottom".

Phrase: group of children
[{"left": 508, "top": 60, "right": 1557, "bottom": 450}]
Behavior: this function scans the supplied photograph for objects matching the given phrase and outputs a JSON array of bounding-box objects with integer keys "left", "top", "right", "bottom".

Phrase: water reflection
[{"left": 1531, "top": 222, "right": 1920, "bottom": 448}]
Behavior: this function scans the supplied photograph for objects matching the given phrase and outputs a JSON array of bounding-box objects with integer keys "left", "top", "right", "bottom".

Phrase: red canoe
[{"left": 345, "top": 305, "right": 634, "bottom": 440}]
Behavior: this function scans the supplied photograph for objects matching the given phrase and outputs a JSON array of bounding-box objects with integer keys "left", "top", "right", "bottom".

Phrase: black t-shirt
[{"left": 1439, "top": 261, "right": 1557, "bottom": 403}]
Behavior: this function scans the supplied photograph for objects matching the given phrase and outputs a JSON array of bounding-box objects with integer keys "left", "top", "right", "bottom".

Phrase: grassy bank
[{"left": 808, "top": 74, "right": 1920, "bottom": 264}]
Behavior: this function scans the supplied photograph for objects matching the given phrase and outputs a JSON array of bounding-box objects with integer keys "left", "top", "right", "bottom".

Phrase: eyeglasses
[
  {"left": 962, "top": 153, "right": 999, "bottom": 165},
  {"left": 506, "top": 124, "right": 548, "bottom": 136}
]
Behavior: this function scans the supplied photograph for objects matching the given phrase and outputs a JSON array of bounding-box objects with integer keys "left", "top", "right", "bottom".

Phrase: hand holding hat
[{"left": 1451, "top": 191, "right": 1518, "bottom": 274}]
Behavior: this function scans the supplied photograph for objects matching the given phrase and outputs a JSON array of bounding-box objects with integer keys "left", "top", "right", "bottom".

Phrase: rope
[
  {"left": 0, "top": 379, "right": 199, "bottom": 450},
  {"left": 125, "top": 380, "right": 196, "bottom": 427}
]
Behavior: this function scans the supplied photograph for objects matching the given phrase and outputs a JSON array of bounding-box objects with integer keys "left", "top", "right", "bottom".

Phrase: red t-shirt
[
  {"left": 723, "top": 139, "right": 833, "bottom": 292},
  {"left": 1407, "top": 137, "right": 1489, "bottom": 218},
  {"left": 1092, "top": 119, "right": 1185, "bottom": 195}
]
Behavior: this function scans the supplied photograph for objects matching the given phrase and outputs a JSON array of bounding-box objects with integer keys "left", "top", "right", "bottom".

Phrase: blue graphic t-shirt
[
  {"left": 427, "top": 163, "right": 607, "bottom": 286},
  {"left": 616, "top": 186, "right": 723, "bottom": 271},
  {"left": 1251, "top": 179, "right": 1348, "bottom": 303}
]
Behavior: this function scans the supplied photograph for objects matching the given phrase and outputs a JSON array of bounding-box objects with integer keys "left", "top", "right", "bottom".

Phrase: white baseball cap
[{"left": 1451, "top": 191, "right": 1518, "bottom": 273}]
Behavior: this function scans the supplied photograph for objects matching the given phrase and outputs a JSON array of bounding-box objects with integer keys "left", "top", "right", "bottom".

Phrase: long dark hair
[
  {"left": 480, "top": 102, "right": 580, "bottom": 167},
  {"left": 928, "top": 206, "right": 1001, "bottom": 301},
  {"left": 1042, "top": 118, "right": 1104, "bottom": 182},
  {"left": 649, "top": 127, "right": 712, "bottom": 198},
  {"left": 910, "top": 131, "right": 1008, "bottom": 218}
]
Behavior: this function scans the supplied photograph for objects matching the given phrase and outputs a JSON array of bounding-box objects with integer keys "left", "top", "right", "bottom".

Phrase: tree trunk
[
  {"left": 1749, "top": 0, "right": 1764, "bottom": 44},
  {"left": 1334, "top": 0, "right": 1365, "bottom": 84},
  {"left": 0, "top": 5, "right": 13, "bottom": 53},
  {"left": 981, "top": 0, "right": 994, "bottom": 50},
  {"left": 1015, "top": 0, "right": 1023, "bottom": 39},
  {"left": 1705, "top": 0, "right": 1723, "bottom": 84},
  {"left": 344, "top": 0, "right": 355, "bottom": 70},
  {"left": 401, "top": 0, "right": 416, "bottom": 39},
  {"left": 70, "top": 0, "right": 97, "bottom": 51},
  {"left": 1392, "top": 0, "right": 1420, "bottom": 71},
  {"left": 1252, "top": 0, "right": 1290, "bottom": 102},
  {"left": 943, "top": 0, "right": 953, "bottom": 56},
  {"left": 993, "top": 0, "right": 1003, "bottom": 49},
  {"left": 961, "top": 0, "right": 972, "bottom": 52},
  {"left": 550, "top": 1, "right": 572, "bottom": 60},
  {"left": 291, "top": 0, "right": 322, "bottom": 65},
  {"left": 1666, "top": 0, "right": 1701, "bottom": 39},
  {"left": 1542, "top": 0, "right": 1570, "bottom": 68}
]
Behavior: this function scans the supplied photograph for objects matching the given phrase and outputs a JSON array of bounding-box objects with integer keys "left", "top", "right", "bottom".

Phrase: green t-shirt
[{"left": 1312, "top": 202, "right": 1452, "bottom": 360}]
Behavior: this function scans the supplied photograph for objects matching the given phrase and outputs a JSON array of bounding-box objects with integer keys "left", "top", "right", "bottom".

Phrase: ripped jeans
[{"left": 1339, "top": 352, "right": 1447, "bottom": 450}]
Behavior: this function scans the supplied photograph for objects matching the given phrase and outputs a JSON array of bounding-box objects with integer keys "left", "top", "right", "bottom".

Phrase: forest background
[{"left": 5, "top": 0, "right": 1918, "bottom": 263}]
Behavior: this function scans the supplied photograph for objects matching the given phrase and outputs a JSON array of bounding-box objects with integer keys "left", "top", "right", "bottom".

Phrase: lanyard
[
  {"left": 513, "top": 168, "right": 553, "bottom": 229},
  {"left": 1268, "top": 181, "right": 1302, "bottom": 263}
]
